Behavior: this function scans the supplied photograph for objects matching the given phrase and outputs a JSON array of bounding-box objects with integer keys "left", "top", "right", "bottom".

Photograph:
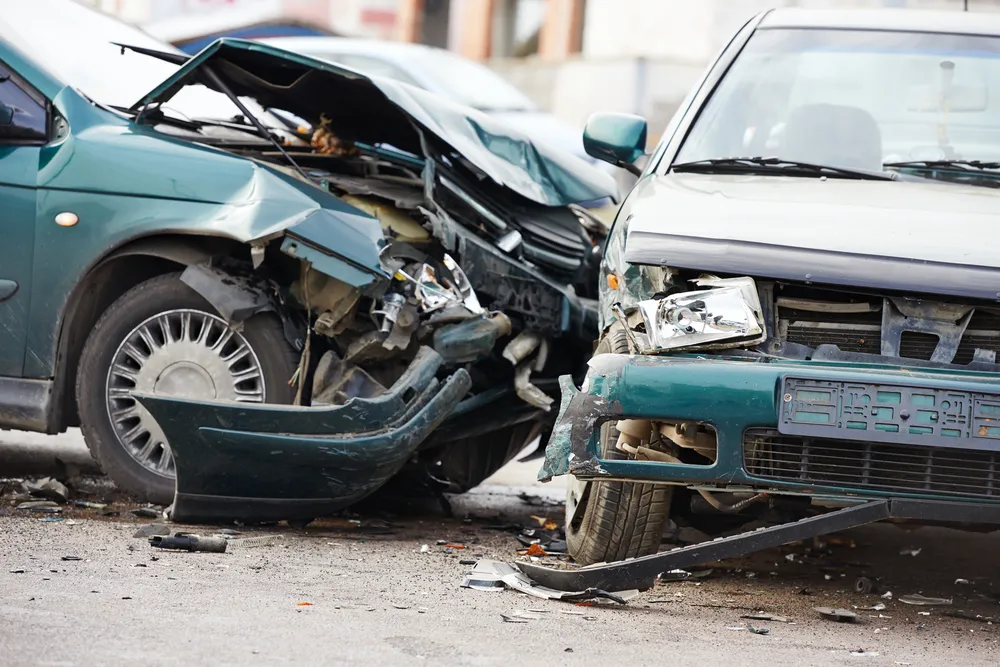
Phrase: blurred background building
[{"left": 76, "top": 0, "right": 1000, "bottom": 144}]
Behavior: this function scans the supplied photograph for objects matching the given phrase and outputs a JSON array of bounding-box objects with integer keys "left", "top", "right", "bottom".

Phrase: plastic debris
[
  {"left": 501, "top": 614, "right": 529, "bottom": 624},
  {"left": 131, "top": 507, "right": 162, "bottom": 518},
  {"left": 742, "top": 613, "right": 790, "bottom": 623},
  {"left": 419, "top": 544, "right": 431, "bottom": 553},
  {"left": 899, "top": 594, "right": 952, "bottom": 606},
  {"left": 9, "top": 568, "right": 25, "bottom": 574},
  {"left": 850, "top": 650, "right": 879, "bottom": 657},
  {"left": 149, "top": 534, "right": 227, "bottom": 553},
  {"left": 16, "top": 500, "right": 60, "bottom": 512},
  {"left": 747, "top": 625, "right": 769, "bottom": 635},
  {"left": 814, "top": 607, "right": 858, "bottom": 623},
  {"left": 25, "top": 477, "right": 69, "bottom": 503},
  {"left": 225, "top": 535, "right": 283, "bottom": 549},
  {"left": 519, "top": 544, "right": 548, "bottom": 557},
  {"left": 72, "top": 500, "right": 107, "bottom": 510},
  {"left": 854, "top": 576, "right": 875, "bottom": 594},
  {"left": 899, "top": 547, "right": 922, "bottom": 557},
  {"left": 881, "top": 591, "right": 893, "bottom": 599},
  {"left": 529, "top": 516, "right": 559, "bottom": 531},
  {"left": 60, "top": 555, "right": 82, "bottom": 561},
  {"left": 955, "top": 578, "right": 970, "bottom": 585},
  {"left": 38, "top": 517, "right": 64, "bottom": 523},
  {"left": 858, "top": 603, "right": 886, "bottom": 612},
  {"left": 133, "top": 524, "right": 170, "bottom": 538},
  {"left": 462, "top": 560, "right": 638, "bottom": 604},
  {"left": 296, "top": 602, "right": 313, "bottom": 607}
]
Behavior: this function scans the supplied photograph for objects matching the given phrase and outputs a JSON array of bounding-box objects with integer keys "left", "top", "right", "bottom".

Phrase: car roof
[
  {"left": 254, "top": 36, "right": 436, "bottom": 63},
  {"left": 760, "top": 8, "right": 1000, "bottom": 37}
]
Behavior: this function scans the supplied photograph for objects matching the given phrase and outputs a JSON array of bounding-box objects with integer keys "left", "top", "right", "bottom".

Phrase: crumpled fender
[
  {"left": 537, "top": 374, "right": 621, "bottom": 482},
  {"left": 133, "top": 346, "right": 470, "bottom": 522}
]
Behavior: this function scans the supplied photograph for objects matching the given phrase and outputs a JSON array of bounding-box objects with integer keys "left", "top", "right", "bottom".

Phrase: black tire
[
  {"left": 565, "top": 328, "right": 673, "bottom": 565},
  {"left": 434, "top": 422, "right": 537, "bottom": 493},
  {"left": 76, "top": 272, "right": 299, "bottom": 504}
]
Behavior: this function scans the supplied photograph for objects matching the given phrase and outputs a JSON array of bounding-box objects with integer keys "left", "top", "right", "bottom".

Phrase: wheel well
[{"left": 51, "top": 235, "right": 246, "bottom": 431}]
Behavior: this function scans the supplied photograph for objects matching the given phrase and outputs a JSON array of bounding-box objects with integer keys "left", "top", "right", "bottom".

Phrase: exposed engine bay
[{"left": 126, "top": 39, "right": 618, "bottom": 495}]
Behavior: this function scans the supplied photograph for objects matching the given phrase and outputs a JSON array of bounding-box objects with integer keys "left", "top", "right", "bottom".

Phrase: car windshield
[
  {"left": 675, "top": 27, "right": 1000, "bottom": 177},
  {"left": 409, "top": 48, "right": 538, "bottom": 112}
]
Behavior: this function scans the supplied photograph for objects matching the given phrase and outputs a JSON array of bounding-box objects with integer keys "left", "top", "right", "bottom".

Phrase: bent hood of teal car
[{"left": 131, "top": 38, "right": 617, "bottom": 208}]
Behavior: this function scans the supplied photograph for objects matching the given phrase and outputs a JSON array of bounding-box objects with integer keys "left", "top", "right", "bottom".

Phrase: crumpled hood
[
  {"left": 626, "top": 173, "right": 1000, "bottom": 268},
  {"left": 623, "top": 173, "right": 1000, "bottom": 301},
  {"left": 132, "top": 38, "right": 617, "bottom": 208}
]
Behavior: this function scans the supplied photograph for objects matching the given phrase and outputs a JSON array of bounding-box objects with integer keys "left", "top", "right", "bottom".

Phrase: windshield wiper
[
  {"left": 672, "top": 156, "right": 897, "bottom": 181},
  {"left": 884, "top": 159, "right": 1000, "bottom": 171}
]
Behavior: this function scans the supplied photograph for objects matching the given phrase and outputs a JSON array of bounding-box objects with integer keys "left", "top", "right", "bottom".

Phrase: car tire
[
  {"left": 76, "top": 272, "right": 299, "bottom": 504},
  {"left": 565, "top": 327, "right": 673, "bottom": 565},
  {"left": 434, "top": 422, "right": 537, "bottom": 493}
]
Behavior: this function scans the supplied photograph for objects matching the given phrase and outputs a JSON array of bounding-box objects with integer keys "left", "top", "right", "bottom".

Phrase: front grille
[
  {"left": 786, "top": 325, "right": 1000, "bottom": 364},
  {"left": 743, "top": 428, "right": 1000, "bottom": 499}
]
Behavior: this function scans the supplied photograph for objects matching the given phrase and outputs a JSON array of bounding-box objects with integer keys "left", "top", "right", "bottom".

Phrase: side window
[{"left": 0, "top": 63, "right": 48, "bottom": 144}]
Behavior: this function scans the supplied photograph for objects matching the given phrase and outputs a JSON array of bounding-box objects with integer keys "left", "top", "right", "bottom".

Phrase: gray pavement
[{"left": 2, "top": 431, "right": 1000, "bottom": 666}]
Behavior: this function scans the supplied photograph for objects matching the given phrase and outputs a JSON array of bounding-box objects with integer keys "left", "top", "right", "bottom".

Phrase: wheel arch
[{"left": 49, "top": 233, "right": 249, "bottom": 432}]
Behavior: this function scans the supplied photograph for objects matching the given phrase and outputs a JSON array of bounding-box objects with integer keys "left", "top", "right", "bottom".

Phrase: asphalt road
[{"left": 3, "top": 430, "right": 1000, "bottom": 666}]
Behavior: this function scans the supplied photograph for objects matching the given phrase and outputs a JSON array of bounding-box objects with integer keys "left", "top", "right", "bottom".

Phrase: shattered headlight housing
[{"left": 635, "top": 277, "right": 765, "bottom": 353}]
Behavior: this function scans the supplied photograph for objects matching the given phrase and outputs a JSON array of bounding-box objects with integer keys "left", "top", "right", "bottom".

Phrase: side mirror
[
  {"left": 583, "top": 113, "right": 648, "bottom": 176},
  {"left": 0, "top": 103, "right": 13, "bottom": 126}
]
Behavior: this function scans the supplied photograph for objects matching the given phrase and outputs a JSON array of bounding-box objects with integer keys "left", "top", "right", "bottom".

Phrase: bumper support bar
[{"left": 518, "top": 500, "right": 896, "bottom": 592}]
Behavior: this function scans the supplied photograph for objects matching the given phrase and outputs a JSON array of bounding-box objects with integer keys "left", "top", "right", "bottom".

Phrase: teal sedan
[{"left": 0, "top": 1, "right": 617, "bottom": 521}]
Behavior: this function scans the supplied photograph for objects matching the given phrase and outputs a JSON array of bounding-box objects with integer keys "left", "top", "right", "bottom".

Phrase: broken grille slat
[{"left": 744, "top": 428, "right": 1000, "bottom": 499}]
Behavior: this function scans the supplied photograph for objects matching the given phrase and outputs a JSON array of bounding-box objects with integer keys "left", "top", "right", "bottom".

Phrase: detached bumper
[
  {"left": 135, "top": 347, "right": 470, "bottom": 523},
  {"left": 541, "top": 354, "right": 1000, "bottom": 503}
]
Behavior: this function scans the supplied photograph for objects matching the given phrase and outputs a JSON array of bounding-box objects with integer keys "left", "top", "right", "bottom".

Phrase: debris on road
[
  {"left": 500, "top": 614, "right": 529, "bottom": 624},
  {"left": 814, "top": 607, "right": 858, "bottom": 623},
  {"left": 857, "top": 603, "right": 886, "bottom": 612},
  {"left": 16, "top": 500, "right": 60, "bottom": 512},
  {"left": 899, "top": 547, "right": 922, "bottom": 557},
  {"left": 60, "top": 556, "right": 82, "bottom": 562},
  {"left": 747, "top": 625, "right": 770, "bottom": 635},
  {"left": 849, "top": 650, "right": 879, "bottom": 657},
  {"left": 462, "top": 560, "right": 638, "bottom": 604},
  {"left": 149, "top": 534, "right": 228, "bottom": 553},
  {"left": 131, "top": 507, "right": 162, "bottom": 519},
  {"left": 955, "top": 578, "right": 970, "bottom": 585},
  {"left": 25, "top": 477, "right": 69, "bottom": 504},
  {"left": 899, "top": 594, "right": 952, "bottom": 606},
  {"left": 72, "top": 501, "right": 108, "bottom": 510},
  {"left": 133, "top": 524, "right": 171, "bottom": 538},
  {"left": 225, "top": 535, "right": 284, "bottom": 549},
  {"left": 742, "top": 613, "right": 790, "bottom": 623}
]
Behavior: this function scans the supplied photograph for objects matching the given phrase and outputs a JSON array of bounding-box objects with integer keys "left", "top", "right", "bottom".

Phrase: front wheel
[
  {"left": 76, "top": 272, "right": 299, "bottom": 504},
  {"left": 564, "top": 328, "right": 673, "bottom": 565}
]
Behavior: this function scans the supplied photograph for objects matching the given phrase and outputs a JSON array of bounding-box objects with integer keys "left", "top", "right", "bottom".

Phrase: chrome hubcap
[{"left": 105, "top": 309, "right": 266, "bottom": 477}]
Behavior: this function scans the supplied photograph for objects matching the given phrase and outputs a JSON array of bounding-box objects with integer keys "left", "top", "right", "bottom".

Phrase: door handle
[{"left": 0, "top": 280, "right": 18, "bottom": 302}]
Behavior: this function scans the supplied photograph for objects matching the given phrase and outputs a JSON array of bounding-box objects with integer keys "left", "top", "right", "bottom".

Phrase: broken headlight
[{"left": 635, "top": 277, "right": 765, "bottom": 353}]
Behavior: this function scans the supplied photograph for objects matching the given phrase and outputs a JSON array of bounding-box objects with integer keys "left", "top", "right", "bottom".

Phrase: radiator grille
[
  {"left": 743, "top": 428, "right": 1000, "bottom": 499},
  {"left": 785, "top": 326, "right": 1000, "bottom": 364}
]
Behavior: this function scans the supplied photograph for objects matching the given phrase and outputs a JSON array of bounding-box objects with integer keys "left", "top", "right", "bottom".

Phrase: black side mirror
[{"left": 0, "top": 102, "right": 13, "bottom": 126}]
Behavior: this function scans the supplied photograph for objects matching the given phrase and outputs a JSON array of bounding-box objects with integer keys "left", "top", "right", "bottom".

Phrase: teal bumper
[{"left": 541, "top": 354, "right": 1000, "bottom": 503}]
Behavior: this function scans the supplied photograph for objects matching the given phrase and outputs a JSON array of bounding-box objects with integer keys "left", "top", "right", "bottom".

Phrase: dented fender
[{"left": 133, "top": 347, "right": 470, "bottom": 523}]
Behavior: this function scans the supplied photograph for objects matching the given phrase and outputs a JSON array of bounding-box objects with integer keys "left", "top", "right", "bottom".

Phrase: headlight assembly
[{"left": 634, "top": 277, "right": 765, "bottom": 353}]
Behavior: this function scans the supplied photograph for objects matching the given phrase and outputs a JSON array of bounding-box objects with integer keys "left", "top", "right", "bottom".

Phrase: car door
[{"left": 0, "top": 60, "right": 47, "bottom": 376}]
